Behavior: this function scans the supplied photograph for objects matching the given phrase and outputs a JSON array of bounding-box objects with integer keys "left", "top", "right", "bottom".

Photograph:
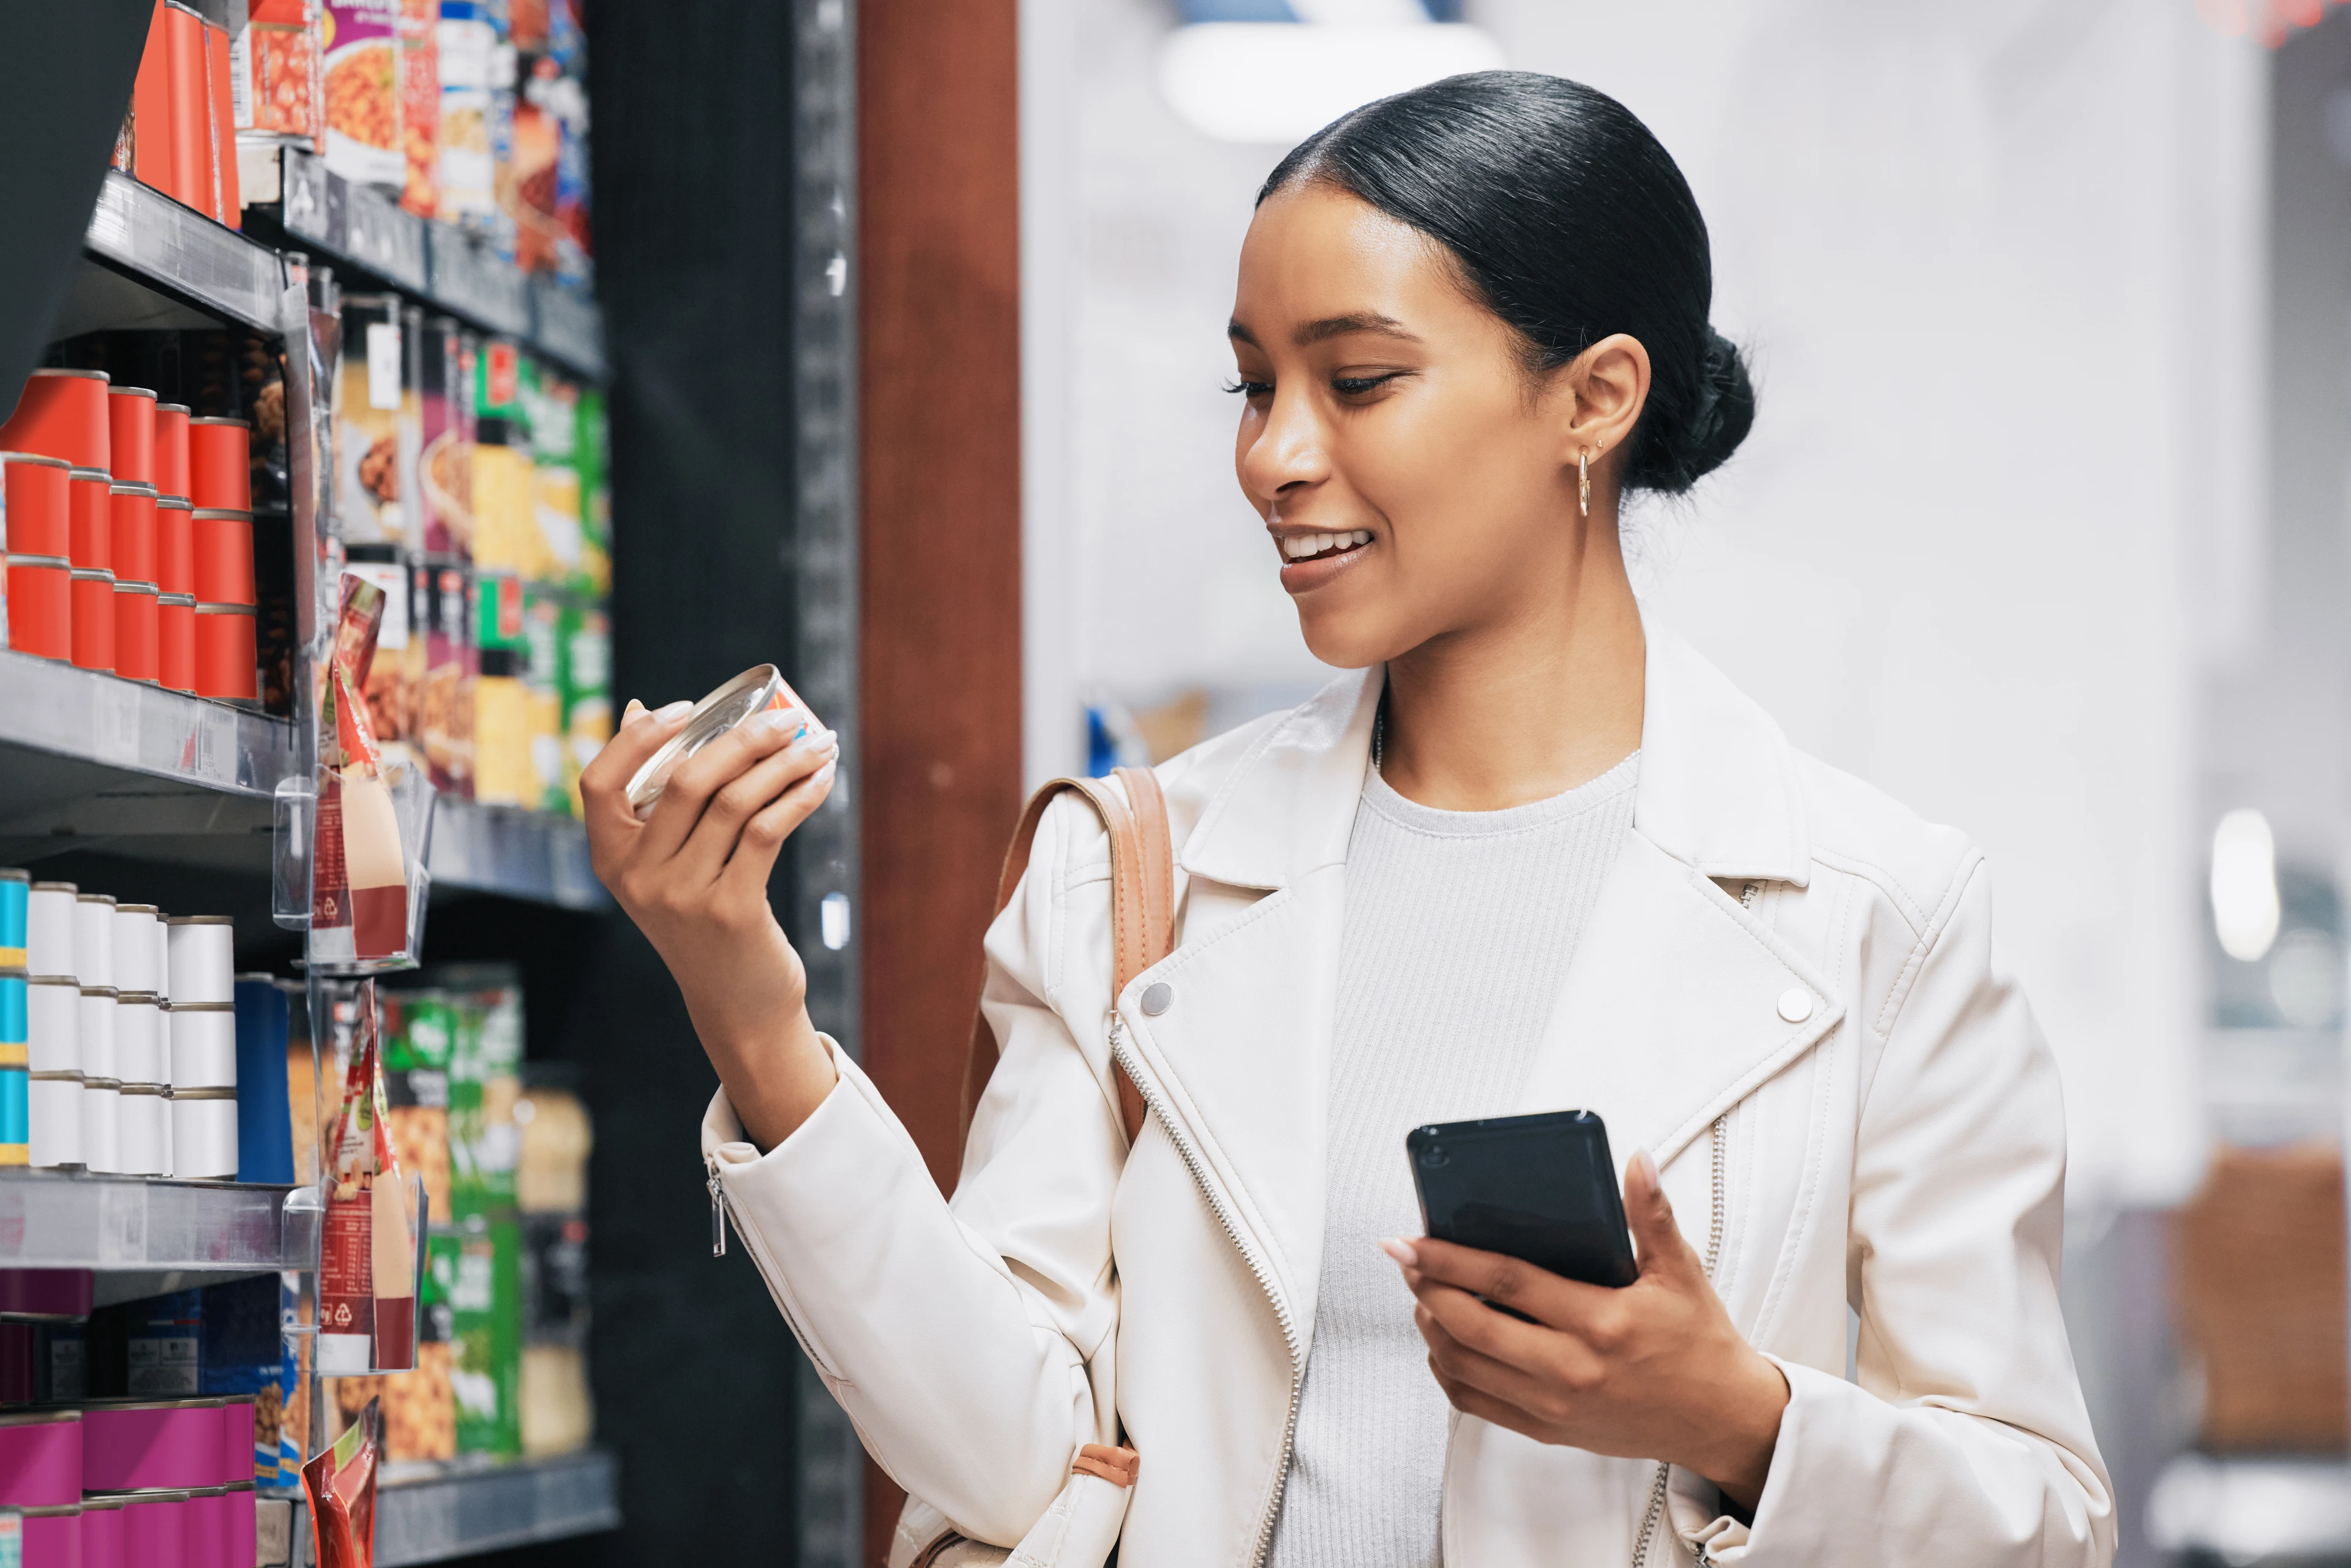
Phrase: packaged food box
[
  {"left": 321, "top": 0, "right": 403, "bottom": 189},
  {"left": 334, "top": 296, "right": 411, "bottom": 546}
]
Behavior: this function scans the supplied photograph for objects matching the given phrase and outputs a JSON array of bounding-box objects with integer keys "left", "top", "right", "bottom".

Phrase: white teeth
[
  {"left": 1318, "top": 533, "right": 1337, "bottom": 554},
  {"left": 1352, "top": 530, "right": 1371, "bottom": 546},
  {"left": 1283, "top": 536, "right": 1314, "bottom": 559},
  {"left": 1280, "top": 530, "right": 1372, "bottom": 561}
]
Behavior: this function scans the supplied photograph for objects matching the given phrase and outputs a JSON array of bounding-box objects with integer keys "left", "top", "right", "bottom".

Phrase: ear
[{"left": 1559, "top": 332, "right": 1652, "bottom": 476}]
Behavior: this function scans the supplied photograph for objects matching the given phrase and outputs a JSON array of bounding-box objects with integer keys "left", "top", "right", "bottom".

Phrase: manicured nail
[
  {"left": 656, "top": 700, "right": 694, "bottom": 722},
  {"left": 623, "top": 697, "right": 646, "bottom": 718},
  {"left": 752, "top": 709, "right": 805, "bottom": 740},
  {"left": 811, "top": 758, "right": 839, "bottom": 786},
  {"left": 1378, "top": 1237, "right": 1417, "bottom": 1267}
]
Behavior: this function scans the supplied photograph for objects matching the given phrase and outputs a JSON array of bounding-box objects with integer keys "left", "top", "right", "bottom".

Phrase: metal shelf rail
[
  {"left": 427, "top": 798, "right": 611, "bottom": 910},
  {"left": 82, "top": 171, "right": 287, "bottom": 332}
]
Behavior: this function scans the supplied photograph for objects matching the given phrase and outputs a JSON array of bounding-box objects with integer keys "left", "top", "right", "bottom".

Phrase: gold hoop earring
[{"left": 1578, "top": 448, "right": 1591, "bottom": 517}]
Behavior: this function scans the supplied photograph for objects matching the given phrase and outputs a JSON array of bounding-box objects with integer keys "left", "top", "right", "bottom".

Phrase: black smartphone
[{"left": 1406, "top": 1109, "right": 1640, "bottom": 1291}]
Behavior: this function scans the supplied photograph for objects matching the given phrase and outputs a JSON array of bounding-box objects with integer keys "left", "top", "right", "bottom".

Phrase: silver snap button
[
  {"left": 1777, "top": 988, "right": 1813, "bottom": 1024},
  {"left": 1140, "top": 981, "right": 1173, "bottom": 1017}
]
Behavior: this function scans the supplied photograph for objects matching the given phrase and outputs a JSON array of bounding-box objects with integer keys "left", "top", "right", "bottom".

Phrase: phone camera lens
[{"left": 1419, "top": 1146, "right": 1448, "bottom": 1168}]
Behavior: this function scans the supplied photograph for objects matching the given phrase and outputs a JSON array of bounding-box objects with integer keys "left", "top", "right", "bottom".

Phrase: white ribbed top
[{"left": 1266, "top": 751, "right": 1640, "bottom": 1568}]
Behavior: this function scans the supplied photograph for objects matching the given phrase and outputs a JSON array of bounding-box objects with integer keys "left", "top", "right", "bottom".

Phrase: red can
[
  {"left": 5, "top": 555, "right": 70, "bottom": 660},
  {"left": 190, "top": 509, "right": 252, "bottom": 604},
  {"left": 69, "top": 468, "right": 111, "bottom": 571},
  {"left": 0, "top": 368, "right": 110, "bottom": 470},
  {"left": 113, "top": 581, "right": 159, "bottom": 683},
  {"left": 110, "top": 482, "right": 159, "bottom": 587},
  {"left": 163, "top": 0, "right": 212, "bottom": 214},
  {"left": 1, "top": 452, "right": 70, "bottom": 557},
  {"left": 204, "top": 15, "right": 239, "bottom": 225},
  {"left": 70, "top": 568, "right": 116, "bottom": 671},
  {"left": 156, "top": 495, "right": 193, "bottom": 596},
  {"left": 106, "top": 386, "right": 157, "bottom": 486},
  {"left": 186, "top": 419, "right": 249, "bottom": 511},
  {"left": 193, "top": 602, "right": 256, "bottom": 700},
  {"left": 158, "top": 593, "right": 195, "bottom": 691},
  {"left": 154, "top": 403, "right": 190, "bottom": 500}
]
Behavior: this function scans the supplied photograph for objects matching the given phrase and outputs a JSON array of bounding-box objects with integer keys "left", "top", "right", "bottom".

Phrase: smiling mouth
[{"left": 1278, "top": 529, "right": 1373, "bottom": 564}]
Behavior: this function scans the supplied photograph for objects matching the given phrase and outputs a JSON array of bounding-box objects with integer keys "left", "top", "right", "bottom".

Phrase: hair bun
[{"left": 1677, "top": 329, "right": 1755, "bottom": 484}]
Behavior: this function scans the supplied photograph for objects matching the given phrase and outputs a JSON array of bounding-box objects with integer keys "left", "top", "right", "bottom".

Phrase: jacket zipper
[
  {"left": 1108, "top": 1011, "right": 1304, "bottom": 1568},
  {"left": 1630, "top": 879, "right": 1755, "bottom": 1568},
  {"left": 709, "top": 1155, "right": 732, "bottom": 1257}
]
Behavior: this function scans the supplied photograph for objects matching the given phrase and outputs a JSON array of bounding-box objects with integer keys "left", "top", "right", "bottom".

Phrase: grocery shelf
[
  {"left": 76, "top": 171, "right": 289, "bottom": 334},
  {"left": 255, "top": 147, "right": 605, "bottom": 380},
  {"left": 2147, "top": 1452, "right": 2351, "bottom": 1559},
  {"left": 290, "top": 1450, "right": 621, "bottom": 1566},
  {"left": 427, "top": 798, "right": 611, "bottom": 910},
  {"left": 0, "top": 1169, "right": 315, "bottom": 1281},
  {"left": 0, "top": 651, "right": 297, "bottom": 865}
]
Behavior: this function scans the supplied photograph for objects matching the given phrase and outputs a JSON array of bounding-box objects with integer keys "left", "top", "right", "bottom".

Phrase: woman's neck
[{"left": 1376, "top": 513, "right": 1645, "bottom": 812}]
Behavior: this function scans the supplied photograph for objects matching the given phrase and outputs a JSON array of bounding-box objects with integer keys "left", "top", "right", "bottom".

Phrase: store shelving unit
[
  {"left": 73, "top": 170, "right": 288, "bottom": 334},
  {"left": 375, "top": 1451, "right": 623, "bottom": 1565},
  {"left": 427, "top": 798, "right": 609, "bottom": 910},
  {"left": 2148, "top": 1452, "right": 2351, "bottom": 1560}
]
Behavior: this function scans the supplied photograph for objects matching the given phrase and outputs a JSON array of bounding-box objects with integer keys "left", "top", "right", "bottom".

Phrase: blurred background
[{"left": 1, "top": 0, "right": 2347, "bottom": 1564}]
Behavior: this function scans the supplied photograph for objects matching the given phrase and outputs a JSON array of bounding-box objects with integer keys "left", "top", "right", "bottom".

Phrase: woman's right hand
[{"left": 579, "top": 697, "right": 843, "bottom": 1149}]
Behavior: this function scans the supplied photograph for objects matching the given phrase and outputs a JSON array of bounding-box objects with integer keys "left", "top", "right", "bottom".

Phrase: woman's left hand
[{"left": 1385, "top": 1149, "right": 1790, "bottom": 1512}]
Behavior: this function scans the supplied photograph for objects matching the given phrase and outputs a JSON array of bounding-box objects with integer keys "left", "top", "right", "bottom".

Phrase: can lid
[
  {"left": 28, "top": 1070, "right": 84, "bottom": 1081},
  {"left": 626, "top": 665, "right": 797, "bottom": 815},
  {"left": 191, "top": 508, "right": 253, "bottom": 520},
  {"left": 77, "top": 1496, "right": 123, "bottom": 1511},
  {"left": 67, "top": 467, "right": 108, "bottom": 481},
  {"left": 27, "top": 976, "right": 81, "bottom": 988},
  {"left": 116, "top": 991, "right": 160, "bottom": 1006},
  {"left": 115, "top": 904, "right": 158, "bottom": 915},
  {"left": 112, "top": 580, "right": 158, "bottom": 595},
  {"left": 67, "top": 567, "right": 115, "bottom": 583},
  {"left": 118, "top": 1082, "right": 165, "bottom": 1096},
  {"left": 157, "top": 593, "right": 195, "bottom": 607},
  {"left": 0, "top": 868, "right": 24, "bottom": 882},
  {"left": 30, "top": 880, "right": 76, "bottom": 893},
  {"left": 192, "top": 602, "right": 255, "bottom": 617},
  {"left": 167, "top": 1001, "right": 234, "bottom": 1012},
  {"left": 75, "top": 893, "right": 116, "bottom": 906},
  {"left": 18, "top": 1503, "right": 83, "bottom": 1518},
  {"left": 233, "top": 972, "right": 276, "bottom": 982},
  {"left": 155, "top": 495, "right": 192, "bottom": 511},
  {"left": 81, "top": 1076, "right": 121, "bottom": 1090},
  {"left": 108, "top": 481, "right": 157, "bottom": 497},
  {"left": 0, "top": 452, "right": 69, "bottom": 468},
  {"left": 107, "top": 386, "right": 157, "bottom": 402},
  {"left": 78, "top": 985, "right": 118, "bottom": 999},
  {"left": 166, "top": 915, "right": 234, "bottom": 925},
  {"left": 6, "top": 553, "right": 72, "bottom": 569},
  {"left": 0, "top": 1408, "right": 78, "bottom": 1427},
  {"left": 172, "top": 1086, "right": 235, "bottom": 1101},
  {"left": 28, "top": 367, "right": 107, "bottom": 381},
  {"left": 187, "top": 416, "right": 250, "bottom": 429},
  {"left": 0, "top": 966, "right": 22, "bottom": 979}
]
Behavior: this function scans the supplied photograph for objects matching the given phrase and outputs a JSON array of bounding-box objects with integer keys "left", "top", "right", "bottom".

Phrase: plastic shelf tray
[
  {"left": 0, "top": 1169, "right": 315, "bottom": 1277},
  {"left": 82, "top": 171, "right": 287, "bottom": 332},
  {"left": 427, "top": 798, "right": 611, "bottom": 910}
]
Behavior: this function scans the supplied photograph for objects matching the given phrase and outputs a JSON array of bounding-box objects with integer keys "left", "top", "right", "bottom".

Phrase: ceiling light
[{"left": 1158, "top": 22, "right": 1506, "bottom": 145}]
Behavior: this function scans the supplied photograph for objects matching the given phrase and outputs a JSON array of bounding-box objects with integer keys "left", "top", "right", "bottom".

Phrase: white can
[
  {"left": 26, "top": 977, "right": 76, "bottom": 1075},
  {"left": 150, "top": 917, "right": 172, "bottom": 1004},
  {"left": 165, "top": 917, "right": 235, "bottom": 1007},
  {"left": 115, "top": 994, "right": 163, "bottom": 1085},
  {"left": 26, "top": 883, "right": 76, "bottom": 979},
  {"left": 28, "top": 1071, "right": 82, "bottom": 1168},
  {"left": 168, "top": 1004, "right": 238, "bottom": 1090},
  {"left": 169, "top": 1088, "right": 237, "bottom": 1180},
  {"left": 76, "top": 986, "right": 116, "bottom": 1081},
  {"left": 80, "top": 1078, "right": 121, "bottom": 1174},
  {"left": 72, "top": 896, "right": 115, "bottom": 990},
  {"left": 117, "top": 1084, "right": 168, "bottom": 1177},
  {"left": 113, "top": 906, "right": 161, "bottom": 995}
]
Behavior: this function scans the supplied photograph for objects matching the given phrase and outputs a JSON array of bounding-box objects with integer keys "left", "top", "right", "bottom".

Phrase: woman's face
[{"left": 1229, "top": 184, "right": 1624, "bottom": 670}]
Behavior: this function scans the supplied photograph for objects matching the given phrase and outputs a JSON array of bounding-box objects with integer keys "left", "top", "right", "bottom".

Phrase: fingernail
[
  {"left": 752, "top": 709, "right": 804, "bottom": 740},
  {"left": 1630, "top": 1149, "right": 1657, "bottom": 1188},
  {"left": 811, "top": 758, "right": 839, "bottom": 786},
  {"left": 623, "top": 698, "right": 646, "bottom": 718},
  {"left": 656, "top": 700, "right": 694, "bottom": 722},
  {"left": 1378, "top": 1237, "right": 1418, "bottom": 1267}
]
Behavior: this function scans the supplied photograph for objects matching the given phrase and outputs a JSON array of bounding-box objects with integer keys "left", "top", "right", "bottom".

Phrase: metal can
[
  {"left": 193, "top": 603, "right": 258, "bottom": 702},
  {"left": 1, "top": 453, "right": 70, "bottom": 558},
  {"left": 624, "top": 665, "right": 816, "bottom": 819},
  {"left": 111, "top": 581, "right": 159, "bottom": 685},
  {"left": 190, "top": 508, "right": 253, "bottom": 604},
  {"left": 186, "top": 419, "right": 250, "bottom": 512},
  {"left": 67, "top": 468, "right": 111, "bottom": 572},
  {"left": 69, "top": 569, "right": 116, "bottom": 673},
  {"left": 162, "top": 1, "right": 215, "bottom": 214},
  {"left": 108, "top": 481, "right": 157, "bottom": 587},
  {"left": 157, "top": 594, "right": 196, "bottom": 692},
  {"left": 0, "top": 369, "right": 110, "bottom": 470},
  {"left": 240, "top": 0, "right": 322, "bottom": 141},
  {"left": 0, "top": 967, "right": 24, "bottom": 1167},
  {"left": 4, "top": 557, "right": 68, "bottom": 661},
  {"left": 105, "top": 387, "right": 157, "bottom": 487},
  {"left": 0, "top": 871, "right": 21, "bottom": 970},
  {"left": 154, "top": 495, "right": 193, "bottom": 596},
  {"left": 152, "top": 403, "right": 190, "bottom": 501}
]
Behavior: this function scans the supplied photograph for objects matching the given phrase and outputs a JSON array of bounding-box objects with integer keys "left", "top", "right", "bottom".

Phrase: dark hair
[{"left": 1258, "top": 72, "right": 1753, "bottom": 495}]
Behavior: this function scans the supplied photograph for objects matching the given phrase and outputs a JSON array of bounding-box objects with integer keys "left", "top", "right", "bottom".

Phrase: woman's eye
[
  {"left": 1332, "top": 372, "right": 1404, "bottom": 397},
  {"left": 1223, "top": 378, "right": 1275, "bottom": 399}
]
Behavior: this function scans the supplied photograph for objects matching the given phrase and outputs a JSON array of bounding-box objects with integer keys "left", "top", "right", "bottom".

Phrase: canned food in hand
[{"left": 623, "top": 664, "right": 815, "bottom": 820}]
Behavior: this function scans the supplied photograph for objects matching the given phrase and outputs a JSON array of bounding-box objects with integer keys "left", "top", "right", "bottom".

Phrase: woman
[{"left": 582, "top": 72, "right": 2114, "bottom": 1568}]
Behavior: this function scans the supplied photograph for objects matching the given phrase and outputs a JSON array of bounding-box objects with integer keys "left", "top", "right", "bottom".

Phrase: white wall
[{"left": 1024, "top": 0, "right": 2268, "bottom": 1206}]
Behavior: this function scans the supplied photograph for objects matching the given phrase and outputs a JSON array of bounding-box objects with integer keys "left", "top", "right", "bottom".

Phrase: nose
[{"left": 1238, "top": 380, "right": 1330, "bottom": 506}]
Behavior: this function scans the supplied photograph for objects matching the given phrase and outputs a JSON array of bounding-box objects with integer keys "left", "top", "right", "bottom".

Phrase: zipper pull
[
  {"left": 708, "top": 1160, "right": 729, "bottom": 1258},
  {"left": 1740, "top": 880, "right": 1761, "bottom": 910}
]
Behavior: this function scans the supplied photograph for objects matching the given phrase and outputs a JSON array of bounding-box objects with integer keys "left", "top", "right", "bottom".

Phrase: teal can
[
  {"left": 0, "top": 968, "right": 23, "bottom": 1166},
  {"left": 0, "top": 870, "right": 24, "bottom": 970}
]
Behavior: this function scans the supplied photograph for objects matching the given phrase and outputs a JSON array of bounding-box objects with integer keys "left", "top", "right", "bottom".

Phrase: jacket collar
[{"left": 1176, "top": 616, "right": 1812, "bottom": 892}]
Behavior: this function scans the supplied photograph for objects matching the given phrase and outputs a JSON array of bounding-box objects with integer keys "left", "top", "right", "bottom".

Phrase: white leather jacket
[{"left": 701, "top": 624, "right": 2117, "bottom": 1567}]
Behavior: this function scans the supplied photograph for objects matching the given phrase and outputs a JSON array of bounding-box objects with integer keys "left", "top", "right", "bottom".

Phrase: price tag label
[{"left": 367, "top": 321, "right": 402, "bottom": 411}]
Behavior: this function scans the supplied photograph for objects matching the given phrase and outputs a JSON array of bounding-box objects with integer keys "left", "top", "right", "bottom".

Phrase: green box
[{"left": 449, "top": 1215, "right": 522, "bottom": 1458}]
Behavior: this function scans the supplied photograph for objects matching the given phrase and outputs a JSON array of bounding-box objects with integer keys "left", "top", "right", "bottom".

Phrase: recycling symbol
[{"left": 332, "top": 1304, "right": 352, "bottom": 1327}]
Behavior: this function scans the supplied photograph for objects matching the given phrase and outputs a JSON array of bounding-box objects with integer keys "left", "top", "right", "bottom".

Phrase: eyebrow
[{"left": 1226, "top": 313, "right": 1422, "bottom": 349}]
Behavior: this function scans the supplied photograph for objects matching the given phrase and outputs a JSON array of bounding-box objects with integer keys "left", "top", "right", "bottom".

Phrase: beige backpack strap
[{"left": 960, "top": 765, "right": 1175, "bottom": 1150}]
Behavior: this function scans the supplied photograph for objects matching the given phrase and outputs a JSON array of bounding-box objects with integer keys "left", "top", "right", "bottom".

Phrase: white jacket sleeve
[
  {"left": 701, "top": 794, "right": 1127, "bottom": 1547},
  {"left": 1722, "top": 856, "right": 2116, "bottom": 1566}
]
